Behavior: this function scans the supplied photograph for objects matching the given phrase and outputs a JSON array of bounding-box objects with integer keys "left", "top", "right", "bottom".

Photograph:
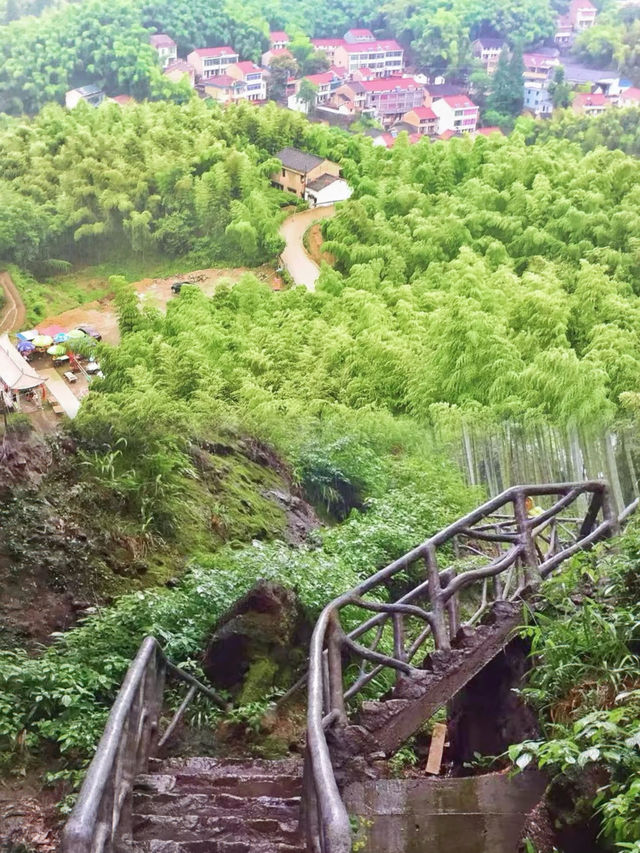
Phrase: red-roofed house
[
  {"left": 402, "top": 106, "right": 439, "bottom": 137},
  {"left": 432, "top": 94, "right": 479, "bottom": 133},
  {"left": 555, "top": 0, "right": 597, "bottom": 45},
  {"left": 269, "top": 31, "right": 289, "bottom": 50},
  {"left": 351, "top": 67, "right": 378, "bottom": 81},
  {"left": 358, "top": 76, "right": 426, "bottom": 123},
  {"left": 344, "top": 28, "right": 375, "bottom": 43},
  {"left": 475, "top": 126, "right": 504, "bottom": 137},
  {"left": 187, "top": 47, "right": 239, "bottom": 79},
  {"left": 310, "top": 38, "right": 344, "bottom": 64},
  {"left": 227, "top": 62, "right": 267, "bottom": 100},
  {"left": 164, "top": 59, "right": 196, "bottom": 87},
  {"left": 261, "top": 47, "right": 293, "bottom": 68},
  {"left": 334, "top": 40, "right": 404, "bottom": 77},
  {"left": 202, "top": 74, "right": 245, "bottom": 103},
  {"left": 523, "top": 53, "right": 559, "bottom": 76},
  {"left": 572, "top": 91, "right": 610, "bottom": 116},
  {"left": 111, "top": 94, "right": 135, "bottom": 106},
  {"left": 150, "top": 34, "right": 177, "bottom": 68},
  {"left": 288, "top": 71, "right": 342, "bottom": 112},
  {"left": 619, "top": 87, "right": 640, "bottom": 107}
]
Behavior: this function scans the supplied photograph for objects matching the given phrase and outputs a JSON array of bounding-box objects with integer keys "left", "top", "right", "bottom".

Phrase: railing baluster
[
  {"left": 514, "top": 491, "right": 539, "bottom": 585},
  {"left": 326, "top": 612, "right": 347, "bottom": 725},
  {"left": 425, "top": 543, "right": 449, "bottom": 650}
]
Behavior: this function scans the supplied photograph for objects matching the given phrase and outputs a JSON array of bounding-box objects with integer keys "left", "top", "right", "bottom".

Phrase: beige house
[{"left": 272, "top": 147, "right": 340, "bottom": 198}]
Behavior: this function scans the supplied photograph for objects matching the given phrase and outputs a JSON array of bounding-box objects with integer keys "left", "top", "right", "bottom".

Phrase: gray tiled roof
[{"left": 276, "top": 147, "right": 325, "bottom": 173}]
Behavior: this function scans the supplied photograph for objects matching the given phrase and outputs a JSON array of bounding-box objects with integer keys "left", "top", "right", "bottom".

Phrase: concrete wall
[{"left": 343, "top": 772, "right": 545, "bottom": 853}]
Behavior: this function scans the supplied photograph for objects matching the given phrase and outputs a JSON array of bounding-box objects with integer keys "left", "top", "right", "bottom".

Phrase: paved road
[
  {"left": 0, "top": 271, "right": 26, "bottom": 333},
  {"left": 278, "top": 206, "right": 337, "bottom": 291},
  {"left": 40, "top": 368, "right": 81, "bottom": 419}
]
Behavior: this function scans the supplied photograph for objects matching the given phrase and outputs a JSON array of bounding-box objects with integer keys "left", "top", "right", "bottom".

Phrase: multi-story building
[
  {"left": 226, "top": 62, "right": 267, "bottom": 100},
  {"left": 523, "top": 76, "right": 554, "bottom": 116},
  {"left": 572, "top": 91, "right": 610, "bottom": 116},
  {"left": 310, "top": 38, "right": 344, "bottom": 64},
  {"left": 619, "top": 86, "right": 640, "bottom": 108},
  {"left": 271, "top": 147, "right": 340, "bottom": 198},
  {"left": 401, "top": 105, "right": 439, "bottom": 136},
  {"left": 187, "top": 47, "right": 239, "bottom": 79},
  {"left": 202, "top": 75, "right": 246, "bottom": 104},
  {"left": 431, "top": 94, "right": 479, "bottom": 133},
  {"left": 359, "top": 77, "right": 426, "bottom": 123},
  {"left": 333, "top": 39, "right": 404, "bottom": 77},
  {"left": 471, "top": 38, "right": 505, "bottom": 74},
  {"left": 269, "top": 31, "right": 290, "bottom": 50},
  {"left": 523, "top": 53, "right": 559, "bottom": 75},
  {"left": 261, "top": 47, "right": 293, "bottom": 68},
  {"left": 343, "top": 28, "right": 374, "bottom": 43},
  {"left": 149, "top": 34, "right": 177, "bottom": 68},
  {"left": 555, "top": 0, "right": 597, "bottom": 46}
]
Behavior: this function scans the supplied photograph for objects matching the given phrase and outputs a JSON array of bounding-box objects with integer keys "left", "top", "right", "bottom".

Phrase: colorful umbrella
[
  {"left": 53, "top": 332, "right": 69, "bottom": 343},
  {"left": 17, "top": 340, "right": 35, "bottom": 354},
  {"left": 66, "top": 329, "right": 87, "bottom": 340},
  {"left": 32, "top": 335, "right": 53, "bottom": 348},
  {"left": 47, "top": 344, "right": 67, "bottom": 356},
  {"left": 39, "top": 324, "right": 65, "bottom": 337},
  {"left": 17, "top": 329, "right": 38, "bottom": 341}
]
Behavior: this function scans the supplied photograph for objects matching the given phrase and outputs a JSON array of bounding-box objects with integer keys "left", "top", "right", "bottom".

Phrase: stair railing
[
  {"left": 304, "top": 481, "right": 632, "bottom": 853},
  {"left": 62, "top": 636, "right": 227, "bottom": 853}
]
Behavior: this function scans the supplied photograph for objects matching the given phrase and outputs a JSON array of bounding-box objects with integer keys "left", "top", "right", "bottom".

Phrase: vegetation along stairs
[{"left": 62, "top": 480, "right": 638, "bottom": 853}]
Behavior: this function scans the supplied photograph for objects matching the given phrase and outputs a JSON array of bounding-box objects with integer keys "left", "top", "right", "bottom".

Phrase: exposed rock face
[{"left": 202, "top": 581, "right": 310, "bottom": 704}]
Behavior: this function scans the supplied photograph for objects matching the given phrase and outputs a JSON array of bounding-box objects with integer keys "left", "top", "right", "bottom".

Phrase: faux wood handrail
[
  {"left": 304, "top": 481, "right": 634, "bottom": 853},
  {"left": 62, "top": 637, "right": 226, "bottom": 853}
]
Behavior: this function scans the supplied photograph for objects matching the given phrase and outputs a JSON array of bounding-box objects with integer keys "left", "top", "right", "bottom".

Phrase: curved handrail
[
  {"left": 62, "top": 636, "right": 226, "bottom": 853},
  {"left": 304, "top": 480, "right": 632, "bottom": 853}
]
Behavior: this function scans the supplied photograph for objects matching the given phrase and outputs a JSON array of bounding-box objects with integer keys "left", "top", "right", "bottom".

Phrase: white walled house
[
  {"left": 305, "top": 174, "right": 352, "bottom": 207},
  {"left": 432, "top": 95, "right": 479, "bottom": 133},
  {"left": 150, "top": 34, "right": 177, "bottom": 68},
  {"left": 187, "top": 47, "right": 239, "bottom": 79}
]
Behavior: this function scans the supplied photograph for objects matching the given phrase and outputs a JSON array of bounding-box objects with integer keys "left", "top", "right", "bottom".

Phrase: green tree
[{"left": 487, "top": 43, "right": 524, "bottom": 118}]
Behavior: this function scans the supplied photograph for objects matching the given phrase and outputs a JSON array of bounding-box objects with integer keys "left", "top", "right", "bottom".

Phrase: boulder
[{"left": 202, "top": 581, "right": 310, "bottom": 704}]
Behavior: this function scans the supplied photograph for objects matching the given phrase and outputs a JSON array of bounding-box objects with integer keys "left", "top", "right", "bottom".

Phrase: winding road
[
  {"left": 0, "top": 271, "right": 26, "bottom": 333},
  {"left": 278, "top": 205, "right": 336, "bottom": 291}
]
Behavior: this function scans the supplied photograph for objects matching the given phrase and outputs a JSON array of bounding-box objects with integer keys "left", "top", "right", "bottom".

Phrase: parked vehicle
[
  {"left": 170, "top": 281, "right": 190, "bottom": 294},
  {"left": 76, "top": 324, "right": 102, "bottom": 341}
]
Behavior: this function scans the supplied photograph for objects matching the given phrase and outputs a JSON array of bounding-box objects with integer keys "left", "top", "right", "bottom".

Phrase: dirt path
[
  {"left": 37, "top": 265, "right": 277, "bottom": 346},
  {"left": 0, "top": 270, "right": 26, "bottom": 333},
  {"left": 279, "top": 206, "right": 337, "bottom": 291}
]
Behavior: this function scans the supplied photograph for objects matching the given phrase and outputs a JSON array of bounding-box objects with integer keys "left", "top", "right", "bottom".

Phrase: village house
[
  {"left": 227, "top": 62, "right": 267, "bottom": 100},
  {"left": 333, "top": 39, "right": 404, "bottom": 77},
  {"left": 401, "top": 105, "right": 439, "bottom": 136},
  {"left": 431, "top": 94, "right": 479, "bottom": 134},
  {"left": 619, "top": 86, "right": 640, "bottom": 108},
  {"left": 111, "top": 94, "right": 136, "bottom": 106},
  {"left": 523, "top": 53, "right": 559, "bottom": 76},
  {"left": 555, "top": 0, "right": 597, "bottom": 46},
  {"left": 359, "top": 77, "right": 425, "bottom": 123},
  {"left": 149, "top": 34, "right": 177, "bottom": 68},
  {"left": 269, "top": 31, "right": 290, "bottom": 50},
  {"left": 343, "top": 28, "right": 375, "bottom": 42},
  {"left": 271, "top": 147, "right": 339, "bottom": 196},
  {"left": 471, "top": 38, "right": 505, "bottom": 74},
  {"left": 523, "top": 76, "right": 554, "bottom": 117},
  {"left": 65, "top": 84, "right": 104, "bottom": 109},
  {"left": 187, "top": 47, "right": 239, "bottom": 79},
  {"left": 202, "top": 74, "right": 245, "bottom": 104},
  {"left": 163, "top": 59, "right": 196, "bottom": 87},
  {"left": 288, "top": 71, "right": 336, "bottom": 112},
  {"left": 572, "top": 91, "right": 610, "bottom": 116},
  {"left": 305, "top": 172, "right": 352, "bottom": 207},
  {"left": 331, "top": 80, "right": 368, "bottom": 113},
  {"left": 261, "top": 47, "right": 293, "bottom": 68},
  {"left": 310, "top": 38, "right": 344, "bottom": 64}
]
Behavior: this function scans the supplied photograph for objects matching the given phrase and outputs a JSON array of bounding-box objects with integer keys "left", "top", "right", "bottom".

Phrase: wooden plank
[{"left": 425, "top": 722, "right": 447, "bottom": 775}]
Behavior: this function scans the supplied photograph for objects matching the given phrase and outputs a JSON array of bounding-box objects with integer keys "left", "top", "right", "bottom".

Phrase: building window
[{"left": 282, "top": 168, "right": 286, "bottom": 177}]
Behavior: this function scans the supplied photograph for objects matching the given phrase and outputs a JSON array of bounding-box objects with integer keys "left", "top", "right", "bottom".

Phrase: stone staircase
[{"left": 132, "top": 757, "right": 304, "bottom": 853}]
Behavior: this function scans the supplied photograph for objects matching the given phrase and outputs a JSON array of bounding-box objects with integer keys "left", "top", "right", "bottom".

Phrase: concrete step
[
  {"left": 149, "top": 757, "right": 303, "bottom": 777},
  {"left": 133, "top": 841, "right": 302, "bottom": 853},
  {"left": 132, "top": 813, "right": 301, "bottom": 844},
  {"left": 133, "top": 790, "right": 300, "bottom": 820},
  {"left": 136, "top": 772, "right": 302, "bottom": 799}
]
